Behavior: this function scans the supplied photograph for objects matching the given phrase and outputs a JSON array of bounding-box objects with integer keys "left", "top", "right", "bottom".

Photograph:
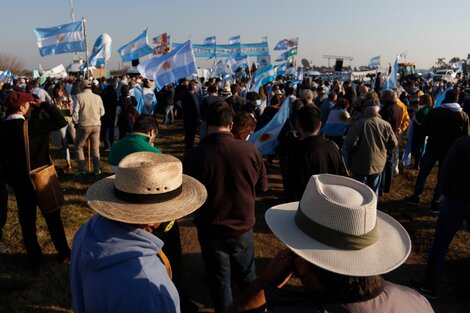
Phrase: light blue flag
[
  {"left": 137, "top": 40, "right": 197, "bottom": 90},
  {"left": 274, "top": 39, "right": 288, "bottom": 50},
  {"left": 233, "top": 55, "right": 249, "bottom": 69},
  {"left": 224, "top": 55, "right": 236, "bottom": 75},
  {"left": 275, "top": 48, "right": 297, "bottom": 62},
  {"left": 33, "top": 21, "right": 85, "bottom": 57},
  {"left": 0, "top": 70, "right": 12, "bottom": 82},
  {"left": 228, "top": 35, "right": 240, "bottom": 45},
  {"left": 131, "top": 84, "right": 145, "bottom": 114},
  {"left": 249, "top": 97, "right": 291, "bottom": 155},
  {"left": 368, "top": 56, "right": 380, "bottom": 67},
  {"left": 382, "top": 56, "right": 398, "bottom": 91},
  {"left": 274, "top": 63, "right": 287, "bottom": 76},
  {"left": 203, "top": 36, "right": 216, "bottom": 46},
  {"left": 118, "top": 29, "right": 153, "bottom": 62},
  {"left": 211, "top": 60, "right": 225, "bottom": 78},
  {"left": 434, "top": 87, "right": 452, "bottom": 108},
  {"left": 88, "top": 33, "right": 112, "bottom": 67},
  {"left": 251, "top": 65, "right": 275, "bottom": 92}
]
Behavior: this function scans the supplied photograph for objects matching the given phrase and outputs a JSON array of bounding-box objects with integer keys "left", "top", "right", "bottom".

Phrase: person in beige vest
[{"left": 72, "top": 79, "right": 105, "bottom": 176}]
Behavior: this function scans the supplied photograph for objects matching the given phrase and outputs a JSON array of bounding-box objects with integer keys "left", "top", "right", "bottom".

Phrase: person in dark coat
[
  {"left": 181, "top": 81, "right": 200, "bottom": 151},
  {"left": 225, "top": 83, "right": 246, "bottom": 113},
  {"left": 286, "top": 105, "right": 348, "bottom": 201},
  {"left": 116, "top": 85, "right": 139, "bottom": 139},
  {"left": 100, "top": 79, "right": 118, "bottom": 149},
  {"left": 0, "top": 92, "right": 70, "bottom": 270}
]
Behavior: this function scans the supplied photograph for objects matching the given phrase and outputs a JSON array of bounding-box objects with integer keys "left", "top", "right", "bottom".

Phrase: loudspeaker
[
  {"left": 131, "top": 59, "right": 140, "bottom": 67},
  {"left": 334, "top": 59, "right": 343, "bottom": 72}
]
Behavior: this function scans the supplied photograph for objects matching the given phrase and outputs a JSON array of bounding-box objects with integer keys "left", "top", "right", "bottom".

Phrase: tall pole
[{"left": 82, "top": 17, "right": 90, "bottom": 79}]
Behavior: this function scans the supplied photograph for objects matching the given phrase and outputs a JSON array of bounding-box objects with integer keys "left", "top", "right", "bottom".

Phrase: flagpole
[{"left": 82, "top": 17, "right": 90, "bottom": 79}]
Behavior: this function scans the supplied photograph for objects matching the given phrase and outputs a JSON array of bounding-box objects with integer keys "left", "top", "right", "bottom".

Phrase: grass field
[{"left": 0, "top": 118, "right": 469, "bottom": 312}]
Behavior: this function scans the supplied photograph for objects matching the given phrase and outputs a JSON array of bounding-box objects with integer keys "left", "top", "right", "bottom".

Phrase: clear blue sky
[{"left": 2, "top": 0, "right": 470, "bottom": 71}]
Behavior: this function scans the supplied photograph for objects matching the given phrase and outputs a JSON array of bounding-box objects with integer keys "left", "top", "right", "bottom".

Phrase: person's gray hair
[
  {"left": 380, "top": 89, "right": 397, "bottom": 104},
  {"left": 363, "top": 106, "right": 380, "bottom": 114}
]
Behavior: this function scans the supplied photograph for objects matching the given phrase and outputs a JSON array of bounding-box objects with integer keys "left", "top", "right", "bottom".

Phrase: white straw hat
[
  {"left": 86, "top": 152, "right": 207, "bottom": 224},
  {"left": 265, "top": 174, "right": 411, "bottom": 276}
]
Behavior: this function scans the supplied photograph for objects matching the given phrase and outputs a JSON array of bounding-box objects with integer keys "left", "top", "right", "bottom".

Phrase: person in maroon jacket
[{"left": 183, "top": 100, "right": 268, "bottom": 313}]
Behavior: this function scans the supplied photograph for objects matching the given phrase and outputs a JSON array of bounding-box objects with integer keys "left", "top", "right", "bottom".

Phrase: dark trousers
[
  {"left": 0, "top": 180, "right": 8, "bottom": 240},
  {"left": 380, "top": 147, "right": 398, "bottom": 193},
  {"left": 100, "top": 114, "right": 116, "bottom": 149},
  {"left": 198, "top": 229, "right": 256, "bottom": 313},
  {"left": 413, "top": 152, "right": 445, "bottom": 203},
  {"left": 12, "top": 178, "right": 70, "bottom": 266},
  {"left": 183, "top": 119, "right": 198, "bottom": 151},
  {"left": 352, "top": 173, "right": 382, "bottom": 196},
  {"left": 423, "top": 197, "right": 470, "bottom": 289}
]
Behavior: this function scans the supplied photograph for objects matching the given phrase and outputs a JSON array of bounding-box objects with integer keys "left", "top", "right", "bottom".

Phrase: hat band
[
  {"left": 114, "top": 185, "right": 183, "bottom": 204},
  {"left": 295, "top": 207, "right": 379, "bottom": 250}
]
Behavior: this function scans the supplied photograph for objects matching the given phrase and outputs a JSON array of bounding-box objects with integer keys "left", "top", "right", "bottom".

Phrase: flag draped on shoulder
[
  {"left": 33, "top": 21, "right": 85, "bottom": 57},
  {"left": 249, "top": 97, "right": 291, "bottom": 155},
  {"left": 137, "top": 40, "right": 197, "bottom": 90},
  {"left": 117, "top": 29, "right": 153, "bottom": 62},
  {"left": 228, "top": 35, "right": 240, "bottom": 45},
  {"left": 203, "top": 36, "right": 216, "bottom": 46},
  {"left": 434, "top": 87, "right": 452, "bottom": 108},
  {"left": 251, "top": 65, "right": 275, "bottom": 92}
]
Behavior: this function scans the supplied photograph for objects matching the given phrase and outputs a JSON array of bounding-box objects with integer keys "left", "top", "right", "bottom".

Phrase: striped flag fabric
[
  {"left": 33, "top": 21, "right": 85, "bottom": 57},
  {"left": 117, "top": 29, "right": 153, "bottom": 62},
  {"left": 203, "top": 36, "right": 216, "bottom": 45},
  {"left": 228, "top": 35, "right": 240, "bottom": 45}
]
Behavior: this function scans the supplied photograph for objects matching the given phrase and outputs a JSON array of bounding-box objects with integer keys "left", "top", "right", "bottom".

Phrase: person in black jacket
[
  {"left": 0, "top": 92, "right": 70, "bottom": 270},
  {"left": 285, "top": 105, "right": 348, "bottom": 201},
  {"left": 181, "top": 81, "right": 199, "bottom": 151},
  {"left": 100, "top": 79, "right": 118, "bottom": 150}
]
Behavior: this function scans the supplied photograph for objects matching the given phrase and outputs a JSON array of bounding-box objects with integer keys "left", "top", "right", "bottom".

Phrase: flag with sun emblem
[
  {"left": 33, "top": 21, "right": 85, "bottom": 57},
  {"left": 137, "top": 40, "right": 197, "bottom": 89},
  {"left": 248, "top": 97, "right": 291, "bottom": 155},
  {"left": 117, "top": 28, "right": 154, "bottom": 62}
]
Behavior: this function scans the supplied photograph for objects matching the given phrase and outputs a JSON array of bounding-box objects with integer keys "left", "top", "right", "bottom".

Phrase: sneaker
[
  {"left": 409, "top": 280, "right": 437, "bottom": 300},
  {"left": 74, "top": 171, "right": 87, "bottom": 177},
  {"left": 404, "top": 195, "right": 420, "bottom": 205}
]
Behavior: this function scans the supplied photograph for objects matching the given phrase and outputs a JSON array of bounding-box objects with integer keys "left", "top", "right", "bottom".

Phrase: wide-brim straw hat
[
  {"left": 265, "top": 174, "right": 411, "bottom": 276},
  {"left": 86, "top": 152, "right": 207, "bottom": 224}
]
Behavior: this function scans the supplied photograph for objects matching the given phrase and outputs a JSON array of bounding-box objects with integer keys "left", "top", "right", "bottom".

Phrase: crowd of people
[{"left": 0, "top": 65, "right": 469, "bottom": 312}]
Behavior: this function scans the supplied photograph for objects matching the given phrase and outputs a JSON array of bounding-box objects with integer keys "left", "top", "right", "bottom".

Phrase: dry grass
[{"left": 0, "top": 117, "right": 469, "bottom": 312}]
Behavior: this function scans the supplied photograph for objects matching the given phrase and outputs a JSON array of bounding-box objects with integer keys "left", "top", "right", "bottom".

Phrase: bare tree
[{"left": 0, "top": 51, "right": 26, "bottom": 75}]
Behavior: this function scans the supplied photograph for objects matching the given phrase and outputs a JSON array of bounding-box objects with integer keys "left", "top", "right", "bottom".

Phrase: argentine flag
[
  {"left": 0, "top": 70, "right": 12, "bottom": 82},
  {"left": 137, "top": 40, "right": 197, "bottom": 90},
  {"left": 88, "top": 33, "right": 112, "bottom": 68},
  {"left": 368, "top": 55, "right": 381, "bottom": 68},
  {"left": 118, "top": 29, "right": 153, "bottom": 62},
  {"left": 33, "top": 21, "right": 85, "bottom": 57},
  {"left": 203, "top": 36, "right": 216, "bottom": 46},
  {"left": 228, "top": 35, "right": 240, "bottom": 45},
  {"left": 234, "top": 55, "right": 249, "bottom": 69},
  {"left": 274, "top": 63, "right": 287, "bottom": 76},
  {"left": 251, "top": 65, "right": 276, "bottom": 92},
  {"left": 383, "top": 56, "right": 399, "bottom": 91},
  {"left": 275, "top": 48, "right": 297, "bottom": 62},
  {"left": 249, "top": 97, "right": 291, "bottom": 155}
]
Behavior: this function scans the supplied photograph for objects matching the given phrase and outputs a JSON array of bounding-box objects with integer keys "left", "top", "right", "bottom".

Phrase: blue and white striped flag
[
  {"left": 368, "top": 56, "right": 381, "bottom": 67},
  {"left": 274, "top": 63, "right": 287, "bottom": 76},
  {"left": 251, "top": 65, "right": 276, "bottom": 92},
  {"left": 203, "top": 36, "right": 216, "bottom": 46},
  {"left": 249, "top": 97, "right": 291, "bottom": 155},
  {"left": 137, "top": 40, "right": 197, "bottom": 90},
  {"left": 117, "top": 29, "right": 153, "bottom": 62},
  {"left": 434, "top": 87, "right": 452, "bottom": 108},
  {"left": 383, "top": 56, "right": 399, "bottom": 91},
  {"left": 0, "top": 70, "right": 12, "bottom": 83},
  {"left": 88, "top": 33, "right": 112, "bottom": 68},
  {"left": 275, "top": 48, "right": 297, "bottom": 62},
  {"left": 33, "top": 21, "right": 85, "bottom": 57},
  {"left": 228, "top": 35, "right": 240, "bottom": 45},
  {"left": 234, "top": 55, "right": 249, "bottom": 69},
  {"left": 224, "top": 55, "right": 236, "bottom": 75}
]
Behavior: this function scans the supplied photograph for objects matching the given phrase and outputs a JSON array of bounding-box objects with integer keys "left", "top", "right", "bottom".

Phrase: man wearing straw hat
[
  {"left": 226, "top": 174, "right": 434, "bottom": 313},
  {"left": 70, "top": 152, "right": 207, "bottom": 313}
]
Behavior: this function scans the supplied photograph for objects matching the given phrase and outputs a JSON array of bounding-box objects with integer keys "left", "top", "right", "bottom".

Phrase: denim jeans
[
  {"left": 423, "top": 197, "right": 470, "bottom": 289},
  {"left": 197, "top": 229, "right": 256, "bottom": 313},
  {"left": 413, "top": 152, "right": 444, "bottom": 203},
  {"left": 352, "top": 173, "right": 382, "bottom": 196},
  {"left": 163, "top": 104, "right": 174, "bottom": 125}
]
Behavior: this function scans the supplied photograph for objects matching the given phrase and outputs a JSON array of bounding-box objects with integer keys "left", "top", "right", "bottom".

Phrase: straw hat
[
  {"left": 265, "top": 174, "right": 411, "bottom": 276},
  {"left": 86, "top": 152, "right": 207, "bottom": 224}
]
